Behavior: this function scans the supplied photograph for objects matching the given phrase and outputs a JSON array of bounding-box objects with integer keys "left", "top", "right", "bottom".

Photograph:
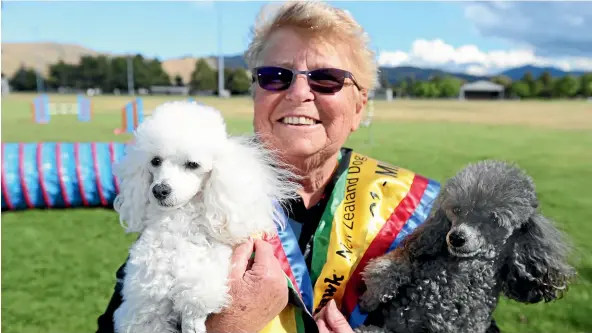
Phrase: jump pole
[{"left": 114, "top": 97, "right": 144, "bottom": 135}]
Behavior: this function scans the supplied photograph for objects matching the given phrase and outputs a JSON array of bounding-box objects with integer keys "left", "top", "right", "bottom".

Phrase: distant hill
[
  {"left": 1, "top": 42, "right": 588, "bottom": 86},
  {"left": 1, "top": 42, "right": 100, "bottom": 76},
  {"left": 377, "top": 66, "right": 486, "bottom": 84},
  {"left": 498, "top": 65, "right": 588, "bottom": 81}
]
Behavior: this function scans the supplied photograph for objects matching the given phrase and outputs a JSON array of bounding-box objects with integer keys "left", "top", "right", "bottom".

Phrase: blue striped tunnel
[{"left": 1, "top": 142, "right": 128, "bottom": 211}]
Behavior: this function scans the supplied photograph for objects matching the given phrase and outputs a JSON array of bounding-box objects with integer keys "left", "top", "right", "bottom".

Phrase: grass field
[{"left": 2, "top": 93, "right": 591, "bottom": 333}]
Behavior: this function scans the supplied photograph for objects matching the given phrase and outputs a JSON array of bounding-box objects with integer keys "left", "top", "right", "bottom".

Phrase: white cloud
[
  {"left": 377, "top": 39, "right": 592, "bottom": 76},
  {"left": 463, "top": 2, "right": 592, "bottom": 57}
]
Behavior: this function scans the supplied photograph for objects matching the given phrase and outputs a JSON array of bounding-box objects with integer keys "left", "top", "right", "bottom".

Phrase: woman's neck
[{"left": 290, "top": 151, "right": 340, "bottom": 209}]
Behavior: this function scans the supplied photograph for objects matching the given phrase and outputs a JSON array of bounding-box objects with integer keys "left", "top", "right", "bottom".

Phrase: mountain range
[{"left": 1, "top": 42, "right": 588, "bottom": 85}]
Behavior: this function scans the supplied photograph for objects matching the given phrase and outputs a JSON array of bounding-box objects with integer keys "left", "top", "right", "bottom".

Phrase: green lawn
[{"left": 2, "top": 93, "right": 591, "bottom": 333}]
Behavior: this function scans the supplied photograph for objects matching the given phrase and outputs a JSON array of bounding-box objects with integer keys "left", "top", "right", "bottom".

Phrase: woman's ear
[
  {"left": 201, "top": 136, "right": 300, "bottom": 243},
  {"left": 351, "top": 89, "right": 369, "bottom": 132},
  {"left": 502, "top": 212, "right": 576, "bottom": 303},
  {"left": 113, "top": 146, "right": 152, "bottom": 234}
]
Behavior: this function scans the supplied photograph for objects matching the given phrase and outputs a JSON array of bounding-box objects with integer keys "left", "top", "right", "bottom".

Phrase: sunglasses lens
[
  {"left": 256, "top": 67, "right": 293, "bottom": 91},
  {"left": 308, "top": 68, "right": 346, "bottom": 93}
]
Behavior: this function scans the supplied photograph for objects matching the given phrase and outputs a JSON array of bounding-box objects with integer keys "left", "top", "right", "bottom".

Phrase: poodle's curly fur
[
  {"left": 358, "top": 160, "right": 576, "bottom": 333},
  {"left": 111, "top": 101, "right": 300, "bottom": 333}
]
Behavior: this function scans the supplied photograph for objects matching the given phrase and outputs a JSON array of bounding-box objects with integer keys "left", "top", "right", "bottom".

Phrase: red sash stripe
[{"left": 266, "top": 234, "right": 301, "bottom": 297}]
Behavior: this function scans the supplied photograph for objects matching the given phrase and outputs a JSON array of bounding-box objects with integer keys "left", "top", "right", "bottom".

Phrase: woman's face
[{"left": 253, "top": 27, "right": 367, "bottom": 164}]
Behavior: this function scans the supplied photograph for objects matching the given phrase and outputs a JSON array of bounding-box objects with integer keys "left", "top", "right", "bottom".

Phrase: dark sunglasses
[{"left": 252, "top": 66, "right": 361, "bottom": 94}]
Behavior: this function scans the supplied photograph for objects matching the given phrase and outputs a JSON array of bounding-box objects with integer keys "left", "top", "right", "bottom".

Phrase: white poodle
[{"left": 111, "top": 101, "right": 300, "bottom": 333}]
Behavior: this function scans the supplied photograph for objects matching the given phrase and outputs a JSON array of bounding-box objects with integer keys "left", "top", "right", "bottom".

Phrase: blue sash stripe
[
  {"left": 277, "top": 218, "right": 315, "bottom": 313},
  {"left": 387, "top": 178, "right": 441, "bottom": 253}
]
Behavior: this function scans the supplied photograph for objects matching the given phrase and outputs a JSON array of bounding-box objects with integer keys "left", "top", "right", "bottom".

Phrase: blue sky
[{"left": 3, "top": 1, "right": 592, "bottom": 75}]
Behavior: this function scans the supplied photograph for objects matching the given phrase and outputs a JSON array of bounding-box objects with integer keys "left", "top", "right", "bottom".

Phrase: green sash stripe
[
  {"left": 286, "top": 276, "right": 308, "bottom": 333},
  {"left": 294, "top": 307, "right": 306, "bottom": 333},
  {"left": 310, "top": 152, "right": 351, "bottom": 286}
]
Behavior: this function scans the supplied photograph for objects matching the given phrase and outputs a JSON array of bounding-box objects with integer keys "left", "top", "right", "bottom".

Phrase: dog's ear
[
  {"left": 401, "top": 203, "right": 451, "bottom": 260},
  {"left": 201, "top": 136, "right": 300, "bottom": 243},
  {"left": 113, "top": 145, "right": 151, "bottom": 234},
  {"left": 501, "top": 212, "right": 576, "bottom": 303}
]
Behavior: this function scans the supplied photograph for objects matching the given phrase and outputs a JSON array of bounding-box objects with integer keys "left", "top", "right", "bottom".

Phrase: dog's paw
[
  {"left": 354, "top": 324, "right": 388, "bottom": 333},
  {"left": 359, "top": 290, "right": 383, "bottom": 313}
]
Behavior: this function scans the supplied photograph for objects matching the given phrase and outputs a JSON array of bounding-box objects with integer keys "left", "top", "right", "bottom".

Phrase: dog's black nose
[
  {"left": 449, "top": 231, "right": 466, "bottom": 247},
  {"left": 152, "top": 183, "right": 171, "bottom": 200}
]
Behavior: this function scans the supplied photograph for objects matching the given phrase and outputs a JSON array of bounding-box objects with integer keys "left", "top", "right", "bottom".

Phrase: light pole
[
  {"left": 31, "top": 25, "right": 45, "bottom": 93},
  {"left": 216, "top": 3, "right": 225, "bottom": 97},
  {"left": 127, "top": 55, "right": 135, "bottom": 96}
]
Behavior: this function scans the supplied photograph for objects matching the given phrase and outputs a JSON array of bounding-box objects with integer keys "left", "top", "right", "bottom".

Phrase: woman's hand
[
  {"left": 315, "top": 299, "right": 355, "bottom": 333},
  {"left": 205, "top": 239, "right": 288, "bottom": 333}
]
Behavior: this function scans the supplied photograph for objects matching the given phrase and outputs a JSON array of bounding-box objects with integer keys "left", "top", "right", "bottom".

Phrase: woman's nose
[{"left": 285, "top": 74, "right": 314, "bottom": 102}]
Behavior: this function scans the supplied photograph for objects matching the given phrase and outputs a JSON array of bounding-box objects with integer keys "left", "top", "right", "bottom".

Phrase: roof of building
[{"left": 460, "top": 80, "right": 504, "bottom": 92}]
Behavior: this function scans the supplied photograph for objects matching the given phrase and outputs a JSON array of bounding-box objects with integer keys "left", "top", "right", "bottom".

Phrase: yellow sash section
[
  {"left": 260, "top": 305, "right": 298, "bottom": 333},
  {"left": 312, "top": 152, "right": 415, "bottom": 313}
]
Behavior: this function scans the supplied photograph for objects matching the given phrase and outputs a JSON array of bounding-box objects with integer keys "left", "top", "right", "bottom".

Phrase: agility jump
[
  {"left": 114, "top": 98, "right": 145, "bottom": 135},
  {"left": 32, "top": 94, "right": 92, "bottom": 124},
  {"left": 114, "top": 97, "right": 198, "bottom": 135}
]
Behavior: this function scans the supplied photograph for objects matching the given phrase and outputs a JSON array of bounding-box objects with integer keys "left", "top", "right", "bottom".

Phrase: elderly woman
[{"left": 97, "top": 2, "right": 500, "bottom": 333}]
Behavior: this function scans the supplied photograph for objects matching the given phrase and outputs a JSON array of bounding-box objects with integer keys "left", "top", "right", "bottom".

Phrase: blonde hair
[{"left": 244, "top": 0, "right": 379, "bottom": 91}]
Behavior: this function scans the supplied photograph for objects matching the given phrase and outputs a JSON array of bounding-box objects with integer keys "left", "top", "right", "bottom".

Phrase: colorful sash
[{"left": 260, "top": 151, "right": 440, "bottom": 333}]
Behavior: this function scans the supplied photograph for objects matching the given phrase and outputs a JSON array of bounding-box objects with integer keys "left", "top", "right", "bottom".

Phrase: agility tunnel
[{"left": 1, "top": 142, "right": 127, "bottom": 211}]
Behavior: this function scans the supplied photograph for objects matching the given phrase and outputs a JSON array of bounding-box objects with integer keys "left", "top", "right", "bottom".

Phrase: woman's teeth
[{"left": 281, "top": 117, "right": 318, "bottom": 125}]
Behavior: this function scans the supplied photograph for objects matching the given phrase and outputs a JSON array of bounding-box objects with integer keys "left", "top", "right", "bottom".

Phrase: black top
[{"left": 95, "top": 147, "right": 500, "bottom": 333}]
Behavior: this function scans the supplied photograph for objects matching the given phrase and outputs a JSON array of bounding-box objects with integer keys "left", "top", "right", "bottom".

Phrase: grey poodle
[{"left": 357, "top": 160, "right": 576, "bottom": 333}]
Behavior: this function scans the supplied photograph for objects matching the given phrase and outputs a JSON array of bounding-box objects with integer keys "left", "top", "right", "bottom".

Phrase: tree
[
  {"left": 145, "top": 59, "right": 171, "bottom": 86},
  {"left": 553, "top": 75, "right": 580, "bottom": 98},
  {"left": 190, "top": 59, "right": 217, "bottom": 92},
  {"left": 519, "top": 72, "right": 544, "bottom": 98},
  {"left": 9, "top": 65, "right": 39, "bottom": 91},
  {"left": 537, "top": 71, "right": 554, "bottom": 98},
  {"left": 579, "top": 73, "right": 592, "bottom": 97},
  {"left": 412, "top": 81, "right": 439, "bottom": 98},
  {"left": 510, "top": 81, "right": 530, "bottom": 98},
  {"left": 227, "top": 68, "right": 251, "bottom": 94},
  {"left": 47, "top": 60, "right": 77, "bottom": 89},
  {"left": 437, "top": 76, "right": 462, "bottom": 98},
  {"left": 491, "top": 75, "right": 512, "bottom": 89},
  {"left": 174, "top": 74, "right": 184, "bottom": 87}
]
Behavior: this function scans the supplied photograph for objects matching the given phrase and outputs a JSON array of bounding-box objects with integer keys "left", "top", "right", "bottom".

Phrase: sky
[{"left": 2, "top": 0, "right": 592, "bottom": 76}]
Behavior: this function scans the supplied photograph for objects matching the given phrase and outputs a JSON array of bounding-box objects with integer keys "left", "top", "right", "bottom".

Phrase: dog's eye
[
  {"left": 151, "top": 157, "right": 162, "bottom": 167},
  {"left": 185, "top": 161, "right": 200, "bottom": 170},
  {"left": 452, "top": 206, "right": 461, "bottom": 215},
  {"left": 490, "top": 212, "right": 500, "bottom": 223}
]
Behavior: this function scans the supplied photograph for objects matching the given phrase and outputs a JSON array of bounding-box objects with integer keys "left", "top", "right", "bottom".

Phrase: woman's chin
[{"left": 278, "top": 141, "right": 325, "bottom": 159}]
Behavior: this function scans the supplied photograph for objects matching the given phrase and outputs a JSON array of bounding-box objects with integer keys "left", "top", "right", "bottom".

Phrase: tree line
[
  {"left": 383, "top": 71, "right": 592, "bottom": 99},
  {"left": 5, "top": 54, "right": 252, "bottom": 95},
  {"left": 5, "top": 53, "right": 591, "bottom": 99}
]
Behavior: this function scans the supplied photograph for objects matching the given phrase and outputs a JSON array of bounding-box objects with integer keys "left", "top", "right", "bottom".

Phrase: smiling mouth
[{"left": 279, "top": 116, "right": 321, "bottom": 126}]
